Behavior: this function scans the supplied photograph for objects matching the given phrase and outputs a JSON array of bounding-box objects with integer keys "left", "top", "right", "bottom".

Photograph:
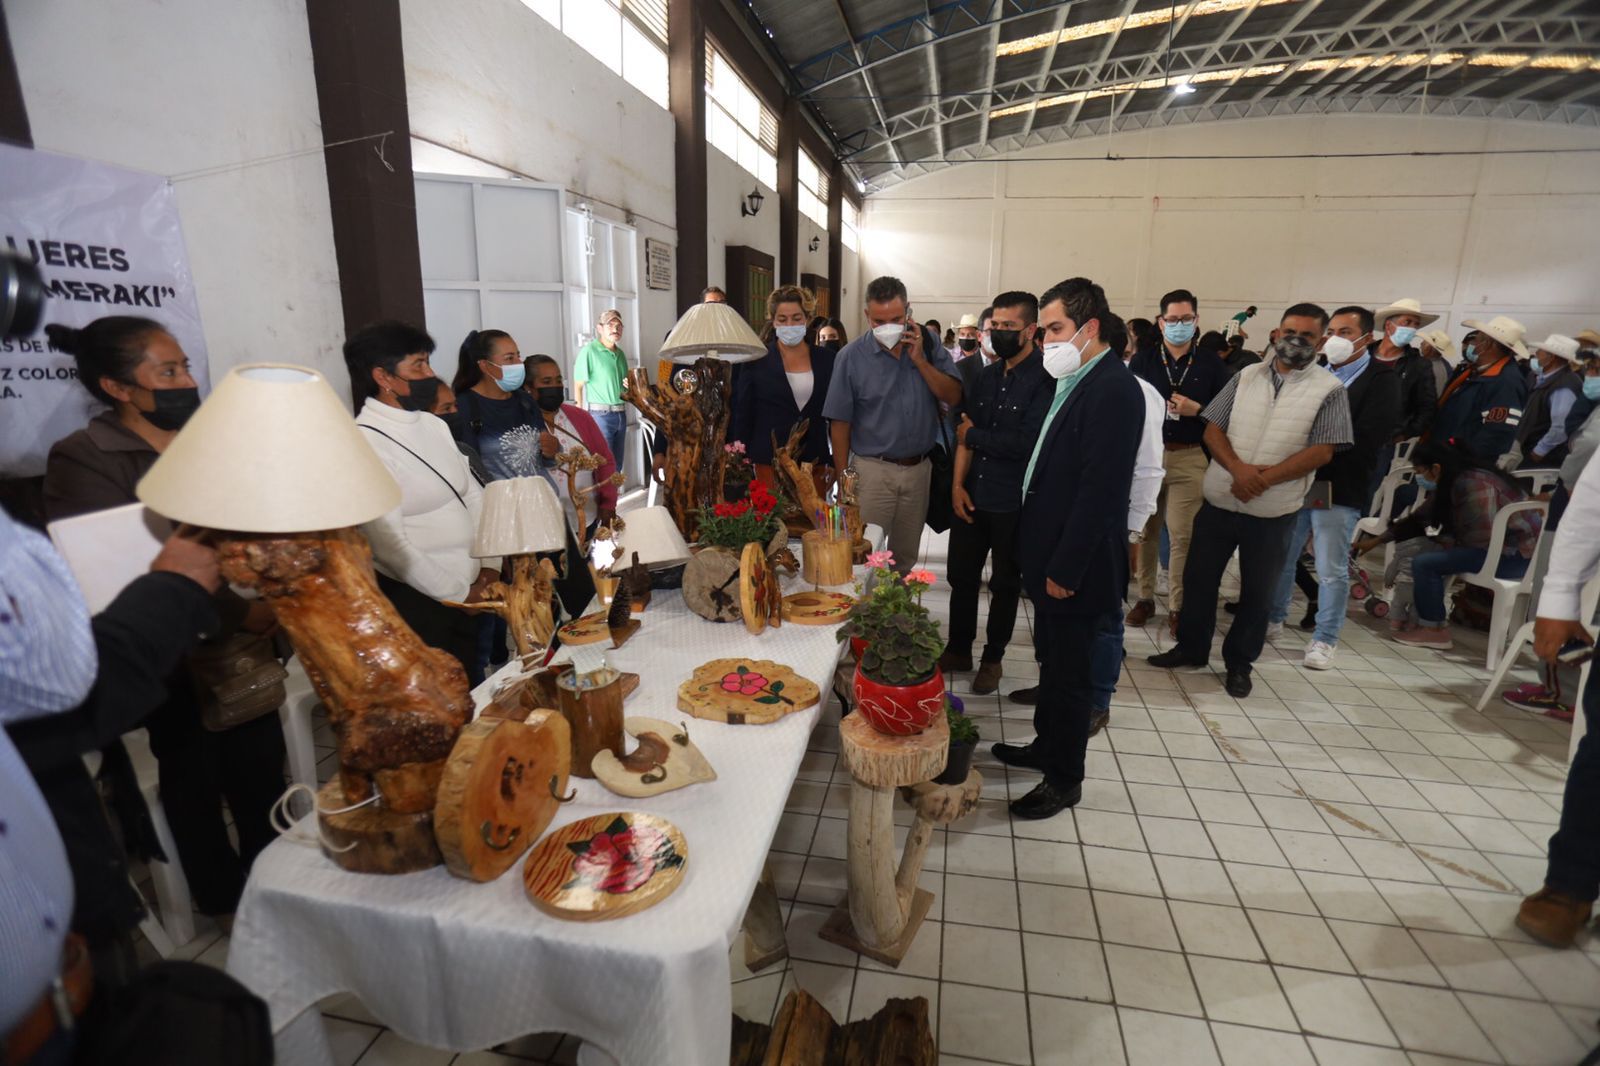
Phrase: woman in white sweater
[{"left": 344, "top": 321, "right": 499, "bottom": 683}]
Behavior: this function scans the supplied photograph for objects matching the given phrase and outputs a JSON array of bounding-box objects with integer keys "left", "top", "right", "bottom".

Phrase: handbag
[
  {"left": 925, "top": 412, "right": 956, "bottom": 534},
  {"left": 188, "top": 630, "right": 288, "bottom": 732}
]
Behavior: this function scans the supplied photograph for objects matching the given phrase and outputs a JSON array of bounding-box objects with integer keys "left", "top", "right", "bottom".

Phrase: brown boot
[
  {"left": 1126, "top": 600, "right": 1155, "bottom": 626},
  {"left": 973, "top": 659, "right": 1003, "bottom": 695},
  {"left": 937, "top": 649, "right": 974, "bottom": 674},
  {"left": 1516, "top": 886, "right": 1593, "bottom": 948}
]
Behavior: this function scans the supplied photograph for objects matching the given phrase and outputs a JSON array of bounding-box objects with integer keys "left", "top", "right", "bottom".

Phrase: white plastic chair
[
  {"left": 119, "top": 729, "right": 196, "bottom": 952},
  {"left": 1390, "top": 436, "right": 1419, "bottom": 470},
  {"left": 1356, "top": 468, "right": 1419, "bottom": 577},
  {"left": 280, "top": 656, "right": 322, "bottom": 815},
  {"left": 1457, "top": 499, "right": 1549, "bottom": 671},
  {"left": 1514, "top": 468, "right": 1562, "bottom": 495},
  {"left": 1475, "top": 574, "right": 1600, "bottom": 711},
  {"left": 638, "top": 420, "right": 662, "bottom": 508}
]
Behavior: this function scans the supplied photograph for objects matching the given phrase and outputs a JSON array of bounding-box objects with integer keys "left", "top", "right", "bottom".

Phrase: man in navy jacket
[{"left": 992, "top": 277, "right": 1145, "bottom": 820}]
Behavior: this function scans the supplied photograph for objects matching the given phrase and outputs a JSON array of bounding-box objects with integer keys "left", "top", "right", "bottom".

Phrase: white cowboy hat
[
  {"left": 957, "top": 313, "right": 981, "bottom": 329},
  {"left": 1534, "top": 334, "right": 1579, "bottom": 361},
  {"left": 1374, "top": 298, "right": 1439, "bottom": 331},
  {"left": 1461, "top": 315, "right": 1530, "bottom": 360},
  {"left": 1413, "top": 328, "right": 1456, "bottom": 359}
]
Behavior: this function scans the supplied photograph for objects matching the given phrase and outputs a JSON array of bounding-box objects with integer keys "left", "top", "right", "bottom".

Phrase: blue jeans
[
  {"left": 1411, "top": 547, "right": 1529, "bottom": 625},
  {"left": 1089, "top": 610, "right": 1125, "bottom": 713},
  {"left": 1269, "top": 504, "right": 1361, "bottom": 645},
  {"left": 591, "top": 409, "right": 627, "bottom": 473}
]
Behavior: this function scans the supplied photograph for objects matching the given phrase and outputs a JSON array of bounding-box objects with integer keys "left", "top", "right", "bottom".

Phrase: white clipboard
[{"left": 47, "top": 502, "right": 173, "bottom": 615}]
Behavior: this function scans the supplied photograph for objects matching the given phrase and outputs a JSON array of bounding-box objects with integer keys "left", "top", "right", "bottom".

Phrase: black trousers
[
  {"left": 1546, "top": 667, "right": 1600, "bottom": 900},
  {"left": 145, "top": 697, "right": 287, "bottom": 916},
  {"left": 1032, "top": 610, "right": 1099, "bottom": 786},
  {"left": 946, "top": 508, "right": 1023, "bottom": 663},
  {"left": 1175, "top": 502, "right": 1298, "bottom": 676},
  {"left": 378, "top": 573, "right": 483, "bottom": 686}
]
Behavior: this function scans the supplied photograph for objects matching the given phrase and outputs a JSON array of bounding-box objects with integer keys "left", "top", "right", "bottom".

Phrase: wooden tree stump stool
[{"left": 819, "top": 712, "right": 949, "bottom": 967}]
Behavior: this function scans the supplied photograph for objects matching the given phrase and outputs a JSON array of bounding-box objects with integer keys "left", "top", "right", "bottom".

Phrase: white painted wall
[
  {"left": 861, "top": 114, "right": 1600, "bottom": 344},
  {"left": 705, "top": 148, "right": 779, "bottom": 296},
  {"left": 11, "top": 0, "right": 347, "bottom": 384}
]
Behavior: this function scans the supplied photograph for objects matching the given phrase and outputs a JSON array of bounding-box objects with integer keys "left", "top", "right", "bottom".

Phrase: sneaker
[
  {"left": 1303, "top": 640, "right": 1337, "bottom": 670},
  {"left": 1388, "top": 617, "right": 1417, "bottom": 635},
  {"left": 1502, "top": 686, "right": 1571, "bottom": 717},
  {"left": 1265, "top": 621, "right": 1285, "bottom": 642},
  {"left": 1393, "top": 626, "right": 1453, "bottom": 651},
  {"left": 1503, "top": 681, "right": 1547, "bottom": 699}
]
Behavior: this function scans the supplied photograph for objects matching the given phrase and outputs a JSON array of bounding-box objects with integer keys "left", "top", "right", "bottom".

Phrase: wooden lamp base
[{"left": 315, "top": 777, "right": 443, "bottom": 875}]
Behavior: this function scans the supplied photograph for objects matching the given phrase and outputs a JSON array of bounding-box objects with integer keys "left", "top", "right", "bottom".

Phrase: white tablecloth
[{"left": 227, "top": 528, "right": 880, "bottom": 1066}]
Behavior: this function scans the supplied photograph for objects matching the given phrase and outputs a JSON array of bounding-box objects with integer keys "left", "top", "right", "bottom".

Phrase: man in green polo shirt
[{"left": 574, "top": 308, "right": 630, "bottom": 472}]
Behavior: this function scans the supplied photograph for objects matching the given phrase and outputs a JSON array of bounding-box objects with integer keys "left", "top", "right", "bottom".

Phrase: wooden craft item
[
  {"left": 623, "top": 359, "right": 732, "bottom": 540},
  {"left": 677, "top": 658, "right": 819, "bottom": 725},
  {"left": 553, "top": 443, "right": 626, "bottom": 553},
  {"left": 590, "top": 717, "right": 717, "bottom": 798},
  {"left": 739, "top": 541, "right": 781, "bottom": 635},
  {"left": 558, "top": 607, "right": 637, "bottom": 649},
  {"left": 741, "top": 863, "right": 788, "bottom": 973},
  {"left": 729, "top": 989, "right": 936, "bottom": 1066},
  {"left": 433, "top": 712, "right": 573, "bottom": 882},
  {"left": 446, "top": 554, "right": 559, "bottom": 660},
  {"left": 682, "top": 546, "right": 743, "bottom": 623},
  {"left": 769, "top": 421, "right": 828, "bottom": 529},
  {"left": 800, "top": 531, "right": 853, "bottom": 586},
  {"left": 818, "top": 711, "right": 950, "bottom": 967},
  {"left": 613, "top": 551, "right": 652, "bottom": 613},
  {"left": 482, "top": 665, "right": 639, "bottom": 722},
  {"left": 768, "top": 545, "right": 799, "bottom": 576},
  {"left": 219, "top": 529, "right": 470, "bottom": 816},
  {"left": 522, "top": 812, "right": 687, "bottom": 921},
  {"left": 781, "top": 591, "right": 855, "bottom": 625},
  {"left": 557, "top": 668, "right": 626, "bottom": 778},
  {"left": 606, "top": 586, "right": 642, "bottom": 647},
  {"left": 314, "top": 777, "right": 442, "bottom": 875}
]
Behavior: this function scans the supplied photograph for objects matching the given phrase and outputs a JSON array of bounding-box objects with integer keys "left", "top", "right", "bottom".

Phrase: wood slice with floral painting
[
  {"left": 522, "top": 812, "right": 687, "bottom": 920},
  {"left": 739, "top": 541, "right": 780, "bottom": 636},
  {"left": 677, "top": 658, "right": 820, "bottom": 725},
  {"left": 781, "top": 591, "right": 855, "bottom": 625}
]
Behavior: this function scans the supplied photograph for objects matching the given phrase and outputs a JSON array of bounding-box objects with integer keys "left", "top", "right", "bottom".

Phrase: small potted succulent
[
  {"left": 935, "top": 693, "right": 979, "bottom": 785},
  {"left": 838, "top": 554, "right": 945, "bottom": 735}
]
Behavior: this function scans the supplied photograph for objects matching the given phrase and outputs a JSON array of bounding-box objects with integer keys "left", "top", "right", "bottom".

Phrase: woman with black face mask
[{"left": 523, "top": 354, "right": 612, "bottom": 617}]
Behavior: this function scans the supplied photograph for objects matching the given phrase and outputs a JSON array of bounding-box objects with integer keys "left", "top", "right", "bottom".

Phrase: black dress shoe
[
  {"left": 1147, "top": 648, "right": 1207, "bottom": 669},
  {"left": 990, "top": 742, "right": 1047, "bottom": 771},
  {"left": 1225, "top": 669, "right": 1253, "bottom": 698},
  {"left": 1088, "top": 709, "right": 1110, "bottom": 737},
  {"left": 1007, "top": 685, "right": 1040, "bottom": 705},
  {"left": 1223, "top": 601, "right": 1239, "bottom": 615},
  {"left": 1010, "top": 779, "right": 1083, "bottom": 820}
]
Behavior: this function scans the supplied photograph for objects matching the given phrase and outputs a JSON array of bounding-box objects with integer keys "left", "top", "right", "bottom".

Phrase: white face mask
[
  {"left": 872, "top": 322, "right": 905, "bottom": 350},
  {"left": 1042, "top": 323, "right": 1090, "bottom": 379},
  {"left": 774, "top": 324, "right": 807, "bottom": 347},
  {"left": 1322, "top": 335, "right": 1355, "bottom": 365}
]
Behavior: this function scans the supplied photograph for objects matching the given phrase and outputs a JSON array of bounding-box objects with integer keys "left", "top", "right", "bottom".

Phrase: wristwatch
[{"left": 1128, "top": 531, "right": 1145, "bottom": 544}]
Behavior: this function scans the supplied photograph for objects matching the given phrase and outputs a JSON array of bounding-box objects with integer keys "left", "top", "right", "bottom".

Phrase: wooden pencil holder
[
  {"left": 557, "top": 669, "right": 625, "bottom": 778},
  {"left": 802, "top": 530, "right": 854, "bottom": 586}
]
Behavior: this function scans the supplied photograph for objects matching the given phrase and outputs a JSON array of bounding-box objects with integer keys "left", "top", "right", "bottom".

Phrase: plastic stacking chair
[
  {"left": 639, "top": 419, "right": 662, "bottom": 508},
  {"left": 119, "top": 729, "right": 196, "bottom": 953},
  {"left": 1475, "top": 573, "right": 1600, "bottom": 712},
  {"left": 1457, "top": 500, "right": 1549, "bottom": 671},
  {"left": 280, "top": 656, "right": 322, "bottom": 815},
  {"left": 1514, "top": 468, "right": 1562, "bottom": 495}
]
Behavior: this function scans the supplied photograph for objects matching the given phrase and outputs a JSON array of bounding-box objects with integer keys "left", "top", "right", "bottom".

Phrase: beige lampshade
[
  {"left": 660, "top": 302, "right": 766, "bottom": 365},
  {"left": 618, "top": 505, "right": 692, "bottom": 568},
  {"left": 136, "top": 364, "right": 400, "bottom": 532},
  {"left": 475, "top": 476, "right": 566, "bottom": 557}
]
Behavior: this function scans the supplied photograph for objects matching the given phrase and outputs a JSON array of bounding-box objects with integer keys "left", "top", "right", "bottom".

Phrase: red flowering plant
[
  {"left": 564, "top": 815, "right": 684, "bottom": 895},
  {"left": 837, "top": 555, "right": 944, "bottom": 685},
  {"left": 695, "top": 478, "right": 786, "bottom": 549}
]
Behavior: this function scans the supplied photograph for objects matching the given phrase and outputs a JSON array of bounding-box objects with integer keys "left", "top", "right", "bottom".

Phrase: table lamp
[
  {"left": 617, "top": 505, "right": 692, "bottom": 570},
  {"left": 625, "top": 303, "right": 766, "bottom": 540},
  {"left": 137, "top": 364, "right": 474, "bottom": 873},
  {"left": 452, "top": 476, "right": 568, "bottom": 659}
]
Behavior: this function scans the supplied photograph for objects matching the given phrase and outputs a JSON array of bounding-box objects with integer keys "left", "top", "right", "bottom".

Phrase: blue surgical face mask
[
  {"left": 494, "top": 361, "right": 527, "bottom": 391},
  {"left": 1163, "top": 320, "right": 1197, "bottom": 346},
  {"left": 1462, "top": 341, "right": 1479, "bottom": 364},
  {"left": 1414, "top": 473, "right": 1437, "bottom": 492},
  {"left": 1584, "top": 376, "right": 1600, "bottom": 401},
  {"left": 775, "top": 324, "right": 807, "bottom": 347},
  {"left": 1389, "top": 325, "right": 1417, "bottom": 347}
]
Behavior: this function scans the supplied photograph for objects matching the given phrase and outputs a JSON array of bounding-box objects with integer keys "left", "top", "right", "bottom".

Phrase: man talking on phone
[
  {"left": 824, "top": 275, "right": 962, "bottom": 574},
  {"left": 1518, "top": 450, "right": 1600, "bottom": 948}
]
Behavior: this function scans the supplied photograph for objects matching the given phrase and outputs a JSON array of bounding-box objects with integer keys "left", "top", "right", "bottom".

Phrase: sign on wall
[
  {"left": 0, "top": 143, "right": 209, "bottom": 478},
  {"left": 645, "top": 237, "right": 673, "bottom": 291}
]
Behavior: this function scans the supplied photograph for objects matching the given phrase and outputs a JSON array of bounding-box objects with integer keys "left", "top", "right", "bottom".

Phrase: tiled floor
[{"left": 172, "top": 531, "right": 1599, "bottom": 1064}]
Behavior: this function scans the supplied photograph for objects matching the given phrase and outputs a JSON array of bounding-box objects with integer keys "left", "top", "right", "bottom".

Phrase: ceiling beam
[
  {"left": 923, "top": 0, "right": 947, "bottom": 161},
  {"left": 827, "top": 0, "right": 902, "bottom": 170},
  {"left": 1016, "top": 3, "right": 1075, "bottom": 143},
  {"left": 974, "top": 15, "right": 1003, "bottom": 152},
  {"left": 1165, "top": 0, "right": 1274, "bottom": 116},
  {"left": 1058, "top": 0, "right": 1141, "bottom": 133}
]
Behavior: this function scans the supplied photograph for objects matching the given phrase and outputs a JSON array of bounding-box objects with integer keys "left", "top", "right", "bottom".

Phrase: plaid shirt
[{"left": 1392, "top": 468, "right": 1541, "bottom": 556}]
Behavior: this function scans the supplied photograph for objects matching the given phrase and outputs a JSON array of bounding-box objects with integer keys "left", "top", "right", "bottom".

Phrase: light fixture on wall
[
  {"left": 808, "top": 236, "right": 820, "bottom": 252},
  {"left": 740, "top": 187, "right": 765, "bottom": 217}
]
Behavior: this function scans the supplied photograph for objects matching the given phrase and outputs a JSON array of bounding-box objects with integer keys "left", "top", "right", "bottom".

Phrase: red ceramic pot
[
  {"left": 849, "top": 636, "right": 868, "bottom": 662},
  {"left": 853, "top": 664, "right": 945, "bottom": 736}
]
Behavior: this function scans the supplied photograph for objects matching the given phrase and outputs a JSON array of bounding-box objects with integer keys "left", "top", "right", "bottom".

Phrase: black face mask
[
  {"left": 394, "top": 375, "right": 441, "bottom": 412},
  {"left": 139, "top": 386, "right": 200, "bottom": 431},
  {"left": 989, "top": 329, "right": 1026, "bottom": 361},
  {"left": 536, "top": 386, "right": 566, "bottom": 413},
  {"left": 958, "top": 337, "right": 978, "bottom": 353},
  {"left": 436, "top": 410, "right": 468, "bottom": 438}
]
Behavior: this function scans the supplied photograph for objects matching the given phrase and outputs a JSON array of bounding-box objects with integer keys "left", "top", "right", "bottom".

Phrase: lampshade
[
  {"left": 660, "top": 302, "right": 766, "bottom": 365},
  {"left": 617, "top": 505, "right": 692, "bottom": 568},
  {"left": 475, "top": 476, "right": 567, "bottom": 557},
  {"left": 136, "top": 364, "right": 401, "bottom": 532}
]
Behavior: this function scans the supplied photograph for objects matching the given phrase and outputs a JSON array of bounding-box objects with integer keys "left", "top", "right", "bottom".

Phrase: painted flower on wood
[
  {"left": 718, "top": 664, "right": 793, "bottom": 705},
  {"left": 565, "top": 816, "right": 683, "bottom": 895}
]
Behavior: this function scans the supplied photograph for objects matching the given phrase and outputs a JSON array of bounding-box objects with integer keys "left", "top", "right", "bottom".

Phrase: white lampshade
[
  {"left": 136, "top": 364, "right": 400, "bottom": 532},
  {"left": 618, "top": 505, "right": 692, "bottom": 569},
  {"left": 475, "top": 476, "right": 567, "bottom": 557},
  {"left": 660, "top": 302, "right": 766, "bottom": 365}
]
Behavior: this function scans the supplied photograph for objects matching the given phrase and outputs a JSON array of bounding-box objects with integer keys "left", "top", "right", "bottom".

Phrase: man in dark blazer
[{"left": 992, "top": 277, "right": 1146, "bottom": 819}]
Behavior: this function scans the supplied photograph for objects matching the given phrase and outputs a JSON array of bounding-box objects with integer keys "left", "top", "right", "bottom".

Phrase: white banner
[{"left": 0, "top": 144, "right": 209, "bottom": 477}]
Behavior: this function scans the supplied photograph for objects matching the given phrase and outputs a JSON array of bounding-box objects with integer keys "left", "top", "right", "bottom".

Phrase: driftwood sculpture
[
  {"left": 218, "top": 529, "right": 471, "bottom": 816},
  {"left": 553, "top": 443, "right": 626, "bottom": 553},
  {"left": 613, "top": 551, "right": 653, "bottom": 613},
  {"left": 623, "top": 360, "right": 733, "bottom": 539},
  {"left": 770, "top": 420, "right": 828, "bottom": 526},
  {"left": 447, "top": 555, "right": 559, "bottom": 660}
]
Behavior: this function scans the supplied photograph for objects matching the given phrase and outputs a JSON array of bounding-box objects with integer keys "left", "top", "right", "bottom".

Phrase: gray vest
[{"left": 1518, "top": 365, "right": 1582, "bottom": 461}]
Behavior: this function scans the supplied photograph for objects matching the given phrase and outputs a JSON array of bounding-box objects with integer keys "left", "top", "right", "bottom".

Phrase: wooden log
[
  {"left": 445, "top": 554, "right": 558, "bottom": 660},
  {"left": 557, "top": 669, "right": 626, "bottom": 778},
  {"left": 433, "top": 713, "right": 572, "bottom": 882},
  {"left": 769, "top": 421, "right": 827, "bottom": 525},
  {"left": 682, "top": 547, "right": 743, "bottom": 623},
  {"left": 837, "top": 710, "right": 949, "bottom": 789},
  {"left": 315, "top": 777, "right": 442, "bottom": 875},
  {"left": 736, "top": 989, "right": 937, "bottom": 1066},
  {"left": 800, "top": 531, "right": 853, "bottom": 586},
  {"left": 900, "top": 771, "right": 983, "bottom": 825}
]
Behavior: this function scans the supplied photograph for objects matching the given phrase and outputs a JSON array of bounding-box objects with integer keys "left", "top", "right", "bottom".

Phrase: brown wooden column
[
  {"left": 777, "top": 96, "right": 799, "bottom": 285},
  {"left": 0, "top": 3, "right": 31, "bottom": 148},
  {"left": 305, "top": 0, "right": 425, "bottom": 339},
  {"left": 827, "top": 159, "right": 845, "bottom": 320},
  {"left": 669, "top": 0, "right": 707, "bottom": 313}
]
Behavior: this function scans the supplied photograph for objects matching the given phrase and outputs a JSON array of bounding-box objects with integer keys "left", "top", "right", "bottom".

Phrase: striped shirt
[{"left": 1202, "top": 365, "right": 1354, "bottom": 449}]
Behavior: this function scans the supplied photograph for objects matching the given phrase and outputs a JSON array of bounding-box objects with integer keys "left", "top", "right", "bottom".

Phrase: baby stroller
[{"left": 1348, "top": 546, "right": 1388, "bottom": 618}]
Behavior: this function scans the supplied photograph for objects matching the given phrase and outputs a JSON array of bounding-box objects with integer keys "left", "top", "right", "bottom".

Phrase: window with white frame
[
  {"left": 706, "top": 46, "right": 778, "bottom": 190},
  {"left": 798, "top": 150, "right": 829, "bottom": 230},
  {"left": 841, "top": 198, "right": 860, "bottom": 252},
  {"left": 521, "top": 0, "right": 668, "bottom": 109}
]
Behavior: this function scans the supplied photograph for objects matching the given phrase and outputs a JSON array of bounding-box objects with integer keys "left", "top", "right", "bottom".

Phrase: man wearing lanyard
[
  {"left": 1127, "top": 289, "right": 1230, "bottom": 634},
  {"left": 572, "top": 308, "right": 630, "bottom": 478}
]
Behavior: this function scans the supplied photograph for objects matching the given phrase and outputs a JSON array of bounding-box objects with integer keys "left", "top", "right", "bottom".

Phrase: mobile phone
[{"left": 1557, "top": 638, "right": 1596, "bottom": 667}]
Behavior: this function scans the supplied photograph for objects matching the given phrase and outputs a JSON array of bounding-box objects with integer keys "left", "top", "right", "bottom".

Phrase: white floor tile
[
  {"left": 324, "top": 1018, "right": 382, "bottom": 1066},
  {"left": 1225, "top": 864, "right": 1318, "bottom": 915},
  {"left": 783, "top": 901, "right": 864, "bottom": 967},
  {"left": 1154, "top": 855, "right": 1239, "bottom": 906},
  {"left": 1501, "top": 938, "right": 1600, "bottom": 1006},
  {"left": 939, "top": 985, "right": 1032, "bottom": 1065},
  {"left": 1189, "top": 955, "right": 1298, "bottom": 1030},
  {"left": 1023, "top": 932, "right": 1112, "bottom": 1002},
  {"left": 944, "top": 873, "right": 1020, "bottom": 929},
  {"left": 1169, "top": 900, "right": 1265, "bottom": 961},
  {"left": 1249, "top": 910, "right": 1354, "bottom": 973},
  {"left": 1019, "top": 881, "right": 1098, "bottom": 939},
  {"left": 1117, "top": 1008, "right": 1218, "bottom": 1066},
  {"left": 1029, "top": 997, "right": 1125, "bottom": 1066},
  {"left": 353, "top": 1030, "right": 453, "bottom": 1065},
  {"left": 1296, "top": 871, "right": 1400, "bottom": 926},
  {"left": 1083, "top": 845, "right": 1164, "bottom": 897},
  {"left": 1074, "top": 809, "right": 1145, "bottom": 850},
  {"left": 782, "top": 959, "right": 855, "bottom": 1021},
  {"left": 1457, "top": 992, "right": 1589, "bottom": 1066},
  {"left": 1208, "top": 824, "right": 1291, "bottom": 867},
  {"left": 1273, "top": 829, "right": 1364, "bottom": 876},
  {"left": 1104, "top": 943, "right": 1202, "bottom": 1016},
  {"left": 1210, "top": 1023, "right": 1315, "bottom": 1066},
  {"left": 1303, "top": 1036, "right": 1410, "bottom": 1066},
  {"left": 1014, "top": 838, "right": 1087, "bottom": 887},
  {"left": 1275, "top": 967, "right": 1396, "bottom": 1046},
  {"left": 1366, "top": 979, "right": 1499, "bottom": 1062},
  {"left": 1328, "top": 920, "right": 1444, "bottom": 985},
  {"left": 1093, "top": 890, "right": 1181, "bottom": 952},
  {"left": 943, "top": 830, "right": 1016, "bottom": 879},
  {"left": 731, "top": 972, "right": 784, "bottom": 1024},
  {"left": 1411, "top": 930, "right": 1539, "bottom": 999},
  {"left": 848, "top": 969, "right": 938, "bottom": 1024},
  {"left": 942, "top": 923, "right": 1025, "bottom": 991}
]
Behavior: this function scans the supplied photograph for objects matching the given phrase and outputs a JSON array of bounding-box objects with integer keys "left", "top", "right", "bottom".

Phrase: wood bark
[
  {"left": 623, "top": 359, "right": 731, "bottom": 539},
  {"left": 731, "top": 989, "right": 936, "bottom": 1066}
]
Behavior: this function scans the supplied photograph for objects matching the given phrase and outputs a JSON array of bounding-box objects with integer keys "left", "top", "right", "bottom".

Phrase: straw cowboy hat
[
  {"left": 957, "top": 313, "right": 981, "bottom": 329},
  {"left": 1374, "top": 298, "right": 1439, "bottom": 331},
  {"left": 1533, "top": 334, "right": 1579, "bottom": 361},
  {"left": 1461, "top": 315, "right": 1530, "bottom": 360},
  {"left": 1413, "top": 328, "right": 1456, "bottom": 359},
  {"left": 1576, "top": 328, "right": 1600, "bottom": 349}
]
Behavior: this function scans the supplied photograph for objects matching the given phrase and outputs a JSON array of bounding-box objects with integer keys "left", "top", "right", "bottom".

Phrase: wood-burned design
[
  {"left": 781, "top": 591, "right": 855, "bottom": 625},
  {"left": 523, "top": 812, "right": 687, "bottom": 920},
  {"left": 677, "top": 658, "right": 820, "bottom": 725},
  {"left": 433, "top": 713, "right": 572, "bottom": 882},
  {"left": 740, "top": 541, "right": 781, "bottom": 635}
]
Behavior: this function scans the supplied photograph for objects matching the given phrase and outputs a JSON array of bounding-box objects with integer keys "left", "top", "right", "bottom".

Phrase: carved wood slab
[
  {"left": 522, "top": 812, "right": 687, "bottom": 921},
  {"left": 433, "top": 713, "right": 572, "bottom": 882},
  {"left": 677, "top": 658, "right": 820, "bottom": 725},
  {"left": 740, "top": 541, "right": 780, "bottom": 635},
  {"left": 315, "top": 777, "right": 442, "bottom": 875},
  {"left": 781, "top": 591, "right": 855, "bottom": 625},
  {"left": 591, "top": 717, "right": 717, "bottom": 798},
  {"left": 682, "top": 547, "right": 743, "bottom": 623},
  {"left": 557, "top": 611, "right": 639, "bottom": 649}
]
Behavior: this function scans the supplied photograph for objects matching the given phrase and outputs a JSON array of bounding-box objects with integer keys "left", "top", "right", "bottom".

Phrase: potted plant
[
  {"left": 722, "top": 440, "right": 756, "bottom": 501},
  {"left": 682, "top": 480, "right": 786, "bottom": 622},
  {"left": 838, "top": 555, "right": 945, "bottom": 735},
  {"left": 935, "top": 693, "right": 979, "bottom": 784}
]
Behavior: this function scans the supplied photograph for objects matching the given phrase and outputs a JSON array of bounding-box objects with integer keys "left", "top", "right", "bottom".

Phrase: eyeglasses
[{"left": 1164, "top": 315, "right": 1198, "bottom": 326}]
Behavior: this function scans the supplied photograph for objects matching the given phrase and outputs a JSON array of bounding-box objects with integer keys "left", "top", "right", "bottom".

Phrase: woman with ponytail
[{"left": 445, "top": 328, "right": 551, "bottom": 482}]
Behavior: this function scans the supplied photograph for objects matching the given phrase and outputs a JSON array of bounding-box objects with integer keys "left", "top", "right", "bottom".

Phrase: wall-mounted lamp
[
  {"left": 808, "top": 236, "right": 820, "bottom": 252},
  {"left": 740, "top": 187, "right": 765, "bottom": 217}
]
